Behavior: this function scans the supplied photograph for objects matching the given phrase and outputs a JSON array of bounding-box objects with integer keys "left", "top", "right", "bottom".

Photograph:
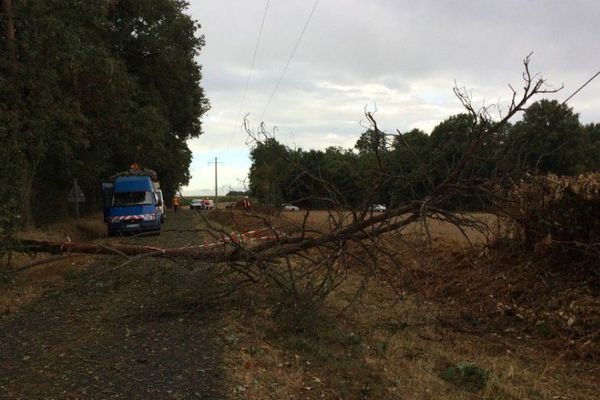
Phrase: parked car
[
  {"left": 281, "top": 203, "right": 300, "bottom": 211},
  {"left": 190, "top": 198, "right": 215, "bottom": 210},
  {"left": 189, "top": 199, "right": 203, "bottom": 210},
  {"left": 369, "top": 204, "right": 386, "bottom": 212}
]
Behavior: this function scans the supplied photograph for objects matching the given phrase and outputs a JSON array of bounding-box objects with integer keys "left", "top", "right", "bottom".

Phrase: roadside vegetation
[
  {"left": 249, "top": 99, "right": 600, "bottom": 212},
  {"left": 0, "top": 0, "right": 208, "bottom": 228}
]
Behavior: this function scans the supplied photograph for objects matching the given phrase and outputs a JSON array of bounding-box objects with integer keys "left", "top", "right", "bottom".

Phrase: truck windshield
[{"left": 113, "top": 191, "right": 153, "bottom": 207}]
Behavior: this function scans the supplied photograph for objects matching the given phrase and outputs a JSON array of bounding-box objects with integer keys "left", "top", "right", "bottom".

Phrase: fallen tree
[{"left": 9, "top": 56, "right": 560, "bottom": 316}]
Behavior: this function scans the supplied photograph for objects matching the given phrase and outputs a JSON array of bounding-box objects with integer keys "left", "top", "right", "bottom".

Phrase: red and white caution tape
[{"left": 189, "top": 228, "right": 287, "bottom": 249}]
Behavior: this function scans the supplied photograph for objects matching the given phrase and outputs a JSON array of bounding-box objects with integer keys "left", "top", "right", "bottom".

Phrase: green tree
[
  {"left": 355, "top": 128, "right": 388, "bottom": 155},
  {"left": 578, "top": 123, "right": 600, "bottom": 172},
  {"left": 107, "top": 0, "right": 209, "bottom": 139},
  {"left": 249, "top": 138, "right": 292, "bottom": 206},
  {"left": 320, "top": 147, "right": 364, "bottom": 207},
  {"left": 387, "top": 128, "right": 432, "bottom": 204},
  {"left": 429, "top": 114, "right": 477, "bottom": 179},
  {"left": 0, "top": 0, "right": 208, "bottom": 224},
  {"left": 505, "top": 100, "right": 583, "bottom": 175},
  {"left": 106, "top": 0, "right": 210, "bottom": 201}
]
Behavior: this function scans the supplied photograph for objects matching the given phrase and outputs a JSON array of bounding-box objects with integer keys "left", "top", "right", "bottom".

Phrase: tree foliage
[
  {"left": 249, "top": 100, "right": 599, "bottom": 210},
  {"left": 0, "top": 0, "right": 208, "bottom": 225},
  {"left": 505, "top": 99, "right": 583, "bottom": 175}
]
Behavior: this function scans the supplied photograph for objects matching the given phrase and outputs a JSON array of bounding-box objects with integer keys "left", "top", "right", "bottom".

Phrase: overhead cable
[
  {"left": 260, "top": 0, "right": 321, "bottom": 121},
  {"left": 562, "top": 69, "right": 600, "bottom": 105},
  {"left": 238, "top": 0, "right": 271, "bottom": 120}
]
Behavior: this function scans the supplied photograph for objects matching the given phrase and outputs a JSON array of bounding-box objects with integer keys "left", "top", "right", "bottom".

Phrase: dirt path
[{"left": 0, "top": 210, "right": 226, "bottom": 399}]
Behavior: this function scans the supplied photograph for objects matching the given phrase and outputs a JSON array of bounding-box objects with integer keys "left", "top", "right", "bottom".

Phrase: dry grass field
[
  {"left": 2, "top": 210, "right": 599, "bottom": 399},
  {"left": 280, "top": 209, "right": 498, "bottom": 244},
  {"left": 213, "top": 209, "right": 600, "bottom": 399}
]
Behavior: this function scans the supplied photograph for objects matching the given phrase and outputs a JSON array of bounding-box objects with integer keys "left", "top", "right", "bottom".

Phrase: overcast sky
[{"left": 182, "top": 0, "right": 600, "bottom": 195}]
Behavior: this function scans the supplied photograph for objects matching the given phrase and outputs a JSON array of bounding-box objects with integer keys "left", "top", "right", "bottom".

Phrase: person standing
[{"left": 173, "top": 196, "right": 180, "bottom": 213}]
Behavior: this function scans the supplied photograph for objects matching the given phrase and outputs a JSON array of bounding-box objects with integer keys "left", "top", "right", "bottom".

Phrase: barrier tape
[{"left": 193, "top": 228, "right": 287, "bottom": 249}]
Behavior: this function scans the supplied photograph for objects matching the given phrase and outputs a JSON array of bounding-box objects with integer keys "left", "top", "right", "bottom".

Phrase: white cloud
[{"left": 183, "top": 0, "right": 600, "bottom": 193}]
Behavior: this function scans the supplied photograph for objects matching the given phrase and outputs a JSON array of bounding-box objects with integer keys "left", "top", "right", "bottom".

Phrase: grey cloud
[{"left": 184, "top": 0, "right": 600, "bottom": 192}]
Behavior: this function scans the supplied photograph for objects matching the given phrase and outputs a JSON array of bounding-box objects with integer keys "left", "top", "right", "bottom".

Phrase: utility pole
[{"left": 208, "top": 157, "right": 223, "bottom": 207}]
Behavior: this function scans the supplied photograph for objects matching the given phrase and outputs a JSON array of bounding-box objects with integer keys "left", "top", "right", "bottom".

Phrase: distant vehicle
[
  {"left": 202, "top": 199, "right": 215, "bottom": 210},
  {"left": 282, "top": 203, "right": 300, "bottom": 211},
  {"left": 102, "top": 165, "right": 162, "bottom": 236},
  {"left": 189, "top": 198, "right": 214, "bottom": 210},
  {"left": 189, "top": 199, "right": 203, "bottom": 210},
  {"left": 370, "top": 204, "right": 386, "bottom": 212}
]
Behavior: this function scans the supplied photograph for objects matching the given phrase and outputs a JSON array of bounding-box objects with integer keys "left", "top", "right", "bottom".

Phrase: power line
[
  {"left": 562, "top": 69, "right": 600, "bottom": 105},
  {"left": 228, "top": 0, "right": 271, "bottom": 147},
  {"left": 260, "top": 0, "right": 321, "bottom": 121},
  {"left": 237, "top": 0, "right": 270, "bottom": 120}
]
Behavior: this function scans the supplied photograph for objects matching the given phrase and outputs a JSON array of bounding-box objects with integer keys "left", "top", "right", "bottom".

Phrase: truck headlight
[{"left": 143, "top": 214, "right": 156, "bottom": 221}]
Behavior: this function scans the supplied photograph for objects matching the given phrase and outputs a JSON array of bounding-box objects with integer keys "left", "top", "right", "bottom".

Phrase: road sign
[{"left": 68, "top": 179, "right": 86, "bottom": 203}]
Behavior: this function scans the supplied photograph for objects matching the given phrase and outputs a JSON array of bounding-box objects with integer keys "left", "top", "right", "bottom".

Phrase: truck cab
[{"left": 103, "top": 171, "right": 162, "bottom": 236}]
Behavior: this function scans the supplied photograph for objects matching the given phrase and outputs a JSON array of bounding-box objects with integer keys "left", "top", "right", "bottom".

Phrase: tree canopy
[
  {"left": 249, "top": 100, "right": 600, "bottom": 210},
  {"left": 0, "top": 0, "right": 208, "bottom": 224}
]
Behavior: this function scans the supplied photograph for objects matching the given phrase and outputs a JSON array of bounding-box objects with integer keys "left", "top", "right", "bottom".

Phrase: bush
[
  {"left": 441, "top": 362, "right": 488, "bottom": 391},
  {"left": 508, "top": 173, "right": 600, "bottom": 261}
]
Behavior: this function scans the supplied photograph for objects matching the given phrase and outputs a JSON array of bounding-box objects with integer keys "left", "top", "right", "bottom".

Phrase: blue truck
[{"left": 102, "top": 167, "right": 164, "bottom": 236}]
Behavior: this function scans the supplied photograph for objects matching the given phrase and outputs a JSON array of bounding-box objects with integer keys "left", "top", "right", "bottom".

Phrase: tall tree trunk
[
  {"left": 20, "top": 162, "right": 36, "bottom": 226},
  {"left": 3, "top": 0, "right": 30, "bottom": 224},
  {"left": 2, "top": 0, "right": 16, "bottom": 67}
]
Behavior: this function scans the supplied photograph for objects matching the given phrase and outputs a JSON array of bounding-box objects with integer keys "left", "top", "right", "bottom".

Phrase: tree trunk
[
  {"left": 2, "top": 0, "right": 16, "bottom": 66},
  {"left": 20, "top": 163, "right": 35, "bottom": 226}
]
